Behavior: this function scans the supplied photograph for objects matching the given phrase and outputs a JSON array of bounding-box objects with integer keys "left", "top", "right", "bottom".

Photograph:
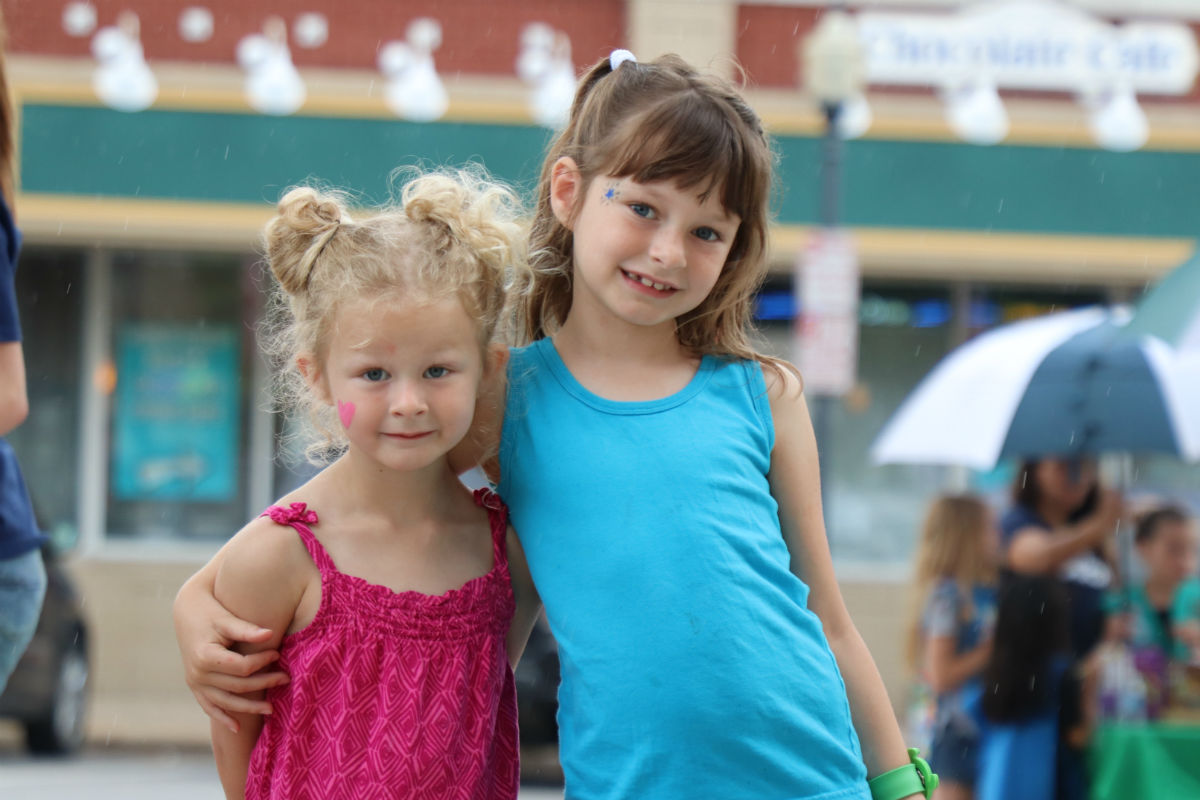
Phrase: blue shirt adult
[
  {"left": 0, "top": 194, "right": 44, "bottom": 559},
  {"left": 999, "top": 505, "right": 1109, "bottom": 659},
  {"left": 500, "top": 338, "right": 868, "bottom": 800}
]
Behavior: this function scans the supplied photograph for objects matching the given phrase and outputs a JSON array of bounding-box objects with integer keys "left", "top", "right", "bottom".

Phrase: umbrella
[
  {"left": 870, "top": 306, "right": 1200, "bottom": 470},
  {"left": 1126, "top": 247, "right": 1200, "bottom": 354}
]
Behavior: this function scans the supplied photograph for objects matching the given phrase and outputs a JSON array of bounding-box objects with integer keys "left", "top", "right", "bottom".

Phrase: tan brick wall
[
  {"left": 66, "top": 559, "right": 213, "bottom": 746},
  {"left": 628, "top": 0, "right": 738, "bottom": 78}
]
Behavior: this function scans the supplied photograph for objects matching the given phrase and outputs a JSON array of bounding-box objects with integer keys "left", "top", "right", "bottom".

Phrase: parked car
[{"left": 0, "top": 543, "right": 90, "bottom": 754}]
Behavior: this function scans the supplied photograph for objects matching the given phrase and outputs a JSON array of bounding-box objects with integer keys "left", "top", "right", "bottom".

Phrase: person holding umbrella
[{"left": 1001, "top": 458, "right": 1123, "bottom": 661}]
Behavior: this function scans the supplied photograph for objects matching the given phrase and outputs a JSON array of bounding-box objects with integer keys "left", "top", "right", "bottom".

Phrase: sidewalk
[{"left": 0, "top": 723, "right": 564, "bottom": 799}]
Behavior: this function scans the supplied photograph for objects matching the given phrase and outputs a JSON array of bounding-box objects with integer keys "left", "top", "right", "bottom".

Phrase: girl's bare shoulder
[{"left": 220, "top": 511, "right": 314, "bottom": 586}]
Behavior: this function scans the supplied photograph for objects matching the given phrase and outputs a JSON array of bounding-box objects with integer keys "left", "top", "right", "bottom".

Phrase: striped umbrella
[
  {"left": 1126, "top": 248, "right": 1200, "bottom": 354},
  {"left": 871, "top": 306, "right": 1200, "bottom": 470}
]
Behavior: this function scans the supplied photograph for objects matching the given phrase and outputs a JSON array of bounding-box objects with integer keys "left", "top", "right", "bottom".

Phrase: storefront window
[
  {"left": 753, "top": 280, "right": 1170, "bottom": 566},
  {"left": 756, "top": 282, "right": 955, "bottom": 563},
  {"left": 105, "top": 251, "right": 258, "bottom": 541},
  {"left": 9, "top": 248, "right": 86, "bottom": 551},
  {"left": 272, "top": 413, "right": 321, "bottom": 499}
]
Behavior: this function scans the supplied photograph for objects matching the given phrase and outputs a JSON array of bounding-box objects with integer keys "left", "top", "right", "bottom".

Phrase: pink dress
[{"left": 245, "top": 490, "right": 519, "bottom": 800}]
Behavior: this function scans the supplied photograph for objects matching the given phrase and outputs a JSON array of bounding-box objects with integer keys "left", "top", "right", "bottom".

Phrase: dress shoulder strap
[
  {"left": 472, "top": 488, "right": 509, "bottom": 569},
  {"left": 260, "top": 502, "right": 336, "bottom": 575}
]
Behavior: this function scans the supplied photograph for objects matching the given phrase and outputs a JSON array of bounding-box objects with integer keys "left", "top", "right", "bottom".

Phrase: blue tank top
[{"left": 499, "top": 339, "right": 868, "bottom": 800}]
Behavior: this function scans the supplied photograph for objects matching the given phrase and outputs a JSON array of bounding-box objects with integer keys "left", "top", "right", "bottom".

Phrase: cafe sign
[{"left": 858, "top": 0, "right": 1199, "bottom": 95}]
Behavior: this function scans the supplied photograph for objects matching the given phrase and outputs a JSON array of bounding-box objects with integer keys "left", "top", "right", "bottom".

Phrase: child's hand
[{"left": 174, "top": 575, "right": 290, "bottom": 732}]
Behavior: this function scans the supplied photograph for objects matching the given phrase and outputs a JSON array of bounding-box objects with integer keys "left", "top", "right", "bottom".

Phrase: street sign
[{"left": 794, "top": 230, "right": 860, "bottom": 396}]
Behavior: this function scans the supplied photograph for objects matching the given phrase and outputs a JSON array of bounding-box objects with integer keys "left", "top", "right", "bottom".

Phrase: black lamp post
[{"left": 799, "top": 6, "right": 866, "bottom": 535}]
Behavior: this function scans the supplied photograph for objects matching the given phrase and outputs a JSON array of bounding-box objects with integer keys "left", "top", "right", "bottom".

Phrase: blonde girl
[
  {"left": 906, "top": 495, "right": 998, "bottom": 800},
  {"left": 204, "top": 172, "right": 540, "bottom": 800},
  {"left": 178, "top": 52, "right": 937, "bottom": 800}
]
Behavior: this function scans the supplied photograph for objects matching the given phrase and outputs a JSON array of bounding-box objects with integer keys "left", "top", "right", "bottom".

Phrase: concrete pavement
[{"left": 0, "top": 739, "right": 564, "bottom": 799}]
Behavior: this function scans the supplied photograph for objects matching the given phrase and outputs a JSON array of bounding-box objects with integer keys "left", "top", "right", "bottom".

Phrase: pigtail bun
[
  {"left": 402, "top": 171, "right": 527, "bottom": 295},
  {"left": 265, "top": 187, "right": 352, "bottom": 295}
]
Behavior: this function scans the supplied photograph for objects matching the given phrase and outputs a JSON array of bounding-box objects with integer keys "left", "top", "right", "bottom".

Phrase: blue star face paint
[{"left": 602, "top": 181, "right": 620, "bottom": 203}]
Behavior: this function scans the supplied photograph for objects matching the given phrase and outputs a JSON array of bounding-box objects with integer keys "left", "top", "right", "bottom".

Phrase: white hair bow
[{"left": 609, "top": 49, "right": 637, "bottom": 71}]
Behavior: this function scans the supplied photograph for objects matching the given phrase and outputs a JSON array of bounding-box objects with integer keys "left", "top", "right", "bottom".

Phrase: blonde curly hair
[{"left": 262, "top": 169, "right": 528, "bottom": 463}]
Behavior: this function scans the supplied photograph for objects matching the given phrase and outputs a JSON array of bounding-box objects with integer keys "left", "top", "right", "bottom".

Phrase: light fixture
[
  {"left": 802, "top": 8, "right": 871, "bottom": 141},
  {"left": 293, "top": 13, "right": 329, "bottom": 49},
  {"left": 378, "top": 18, "right": 448, "bottom": 123},
  {"left": 178, "top": 7, "right": 214, "bottom": 43},
  {"left": 941, "top": 78, "right": 1009, "bottom": 146},
  {"left": 1083, "top": 83, "right": 1149, "bottom": 152},
  {"left": 63, "top": 1, "right": 97, "bottom": 37},
  {"left": 91, "top": 12, "right": 157, "bottom": 112},
  {"left": 516, "top": 23, "right": 575, "bottom": 129},
  {"left": 237, "top": 16, "right": 306, "bottom": 116},
  {"left": 837, "top": 92, "right": 872, "bottom": 140},
  {"left": 803, "top": 9, "right": 867, "bottom": 108}
]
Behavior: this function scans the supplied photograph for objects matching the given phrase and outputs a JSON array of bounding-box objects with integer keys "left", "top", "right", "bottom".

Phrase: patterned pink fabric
[{"left": 245, "top": 491, "right": 519, "bottom": 800}]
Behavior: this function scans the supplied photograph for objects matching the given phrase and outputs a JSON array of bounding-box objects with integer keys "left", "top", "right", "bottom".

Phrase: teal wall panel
[
  {"left": 773, "top": 137, "right": 1200, "bottom": 238},
  {"left": 20, "top": 103, "right": 1200, "bottom": 238},
  {"left": 21, "top": 104, "right": 553, "bottom": 205}
]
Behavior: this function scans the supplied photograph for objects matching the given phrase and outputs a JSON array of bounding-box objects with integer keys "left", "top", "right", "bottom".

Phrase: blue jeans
[{"left": 0, "top": 547, "right": 47, "bottom": 694}]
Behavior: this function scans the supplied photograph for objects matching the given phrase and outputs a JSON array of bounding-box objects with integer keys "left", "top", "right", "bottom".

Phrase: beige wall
[
  {"left": 67, "top": 560, "right": 214, "bottom": 746},
  {"left": 66, "top": 559, "right": 912, "bottom": 748},
  {"left": 628, "top": 0, "right": 738, "bottom": 76}
]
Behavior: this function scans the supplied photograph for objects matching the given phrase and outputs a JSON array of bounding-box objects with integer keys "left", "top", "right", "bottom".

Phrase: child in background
[
  {"left": 207, "top": 173, "right": 540, "bottom": 799},
  {"left": 1101, "top": 504, "right": 1197, "bottom": 716},
  {"left": 178, "top": 51, "right": 936, "bottom": 800},
  {"left": 976, "top": 575, "right": 1090, "bottom": 800},
  {"left": 906, "top": 495, "right": 997, "bottom": 800},
  {"left": 1120, "top": 505, "right": 1198, "bottom": 656}
]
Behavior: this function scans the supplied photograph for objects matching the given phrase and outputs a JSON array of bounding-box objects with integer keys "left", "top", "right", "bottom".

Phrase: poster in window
[{"left": 112, "top": 324, "right": 240, "bottom": 501}]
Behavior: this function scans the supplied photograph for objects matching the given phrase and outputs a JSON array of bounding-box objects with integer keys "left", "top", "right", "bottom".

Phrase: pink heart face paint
[{"left": 337, "top": 399, "right": 356, "bottom": 429}]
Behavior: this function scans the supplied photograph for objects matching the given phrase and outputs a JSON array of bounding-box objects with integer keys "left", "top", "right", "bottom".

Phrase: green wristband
[{"left": 867, "top": 748, "right": 938, "bottom": 800}]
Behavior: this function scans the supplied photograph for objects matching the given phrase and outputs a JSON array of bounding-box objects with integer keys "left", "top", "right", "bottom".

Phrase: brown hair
[
  {"left": 905, "top": 494, "right": 998, "bottom": 673},
  {"left": 263, "top": 169, "right": 528, "bottom": 462},
  {"left": 522, "top": 54, "right": 788, "bottom": 375},
  {"left": 1135, "top": 505, "right": 1190, "bottom": 546},
  {"left": 0, "top": 8, "right": 15, "bottom": 206},
  {"left": 1012, "top": 458, "right": 1099, "bottom": 523}
]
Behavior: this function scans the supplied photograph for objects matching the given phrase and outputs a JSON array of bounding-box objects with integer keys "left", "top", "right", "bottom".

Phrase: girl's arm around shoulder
[
  {"left": 212, "top": 515, "right": 314, "bottom": 651},
  {"left": 209, "top": 517, "right": 313, "bottom": 800},
  {"left": 505, "top": 525, "right": 542, "bottom": 668},
  {"left": 764, "top": 368, "right": 922, "bottom": 796},
  {"left": 173, "top": 548, "right": 291, "bottom": 732}
]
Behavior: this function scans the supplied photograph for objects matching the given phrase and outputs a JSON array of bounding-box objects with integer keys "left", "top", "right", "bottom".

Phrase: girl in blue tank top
[{"left": 176, "top": 50, "right": 935, "bottom": 800}]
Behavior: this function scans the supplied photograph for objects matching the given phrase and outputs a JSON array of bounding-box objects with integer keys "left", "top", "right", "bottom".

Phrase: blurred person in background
[
  {"left": 0, "top": 7, "right": 48, "bottom": 693},
  {"left": 1002, "top": 459, "right": 1123, "bottom": 660},
  {"left": 1107, "top": 506, "right": 1198, "bottom": 657},
  {"left": 976, "top": 575, "right": 1092, "bottom": 800},
  {"left": 1140, "top": 507, "right": 1198, "bottom": 663},
  {"left": 906, "top": 494, "right": 999, "bottom": 800},
  {"left": 1095, "top": 505, "right": 1198, "bottom": 720}
]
